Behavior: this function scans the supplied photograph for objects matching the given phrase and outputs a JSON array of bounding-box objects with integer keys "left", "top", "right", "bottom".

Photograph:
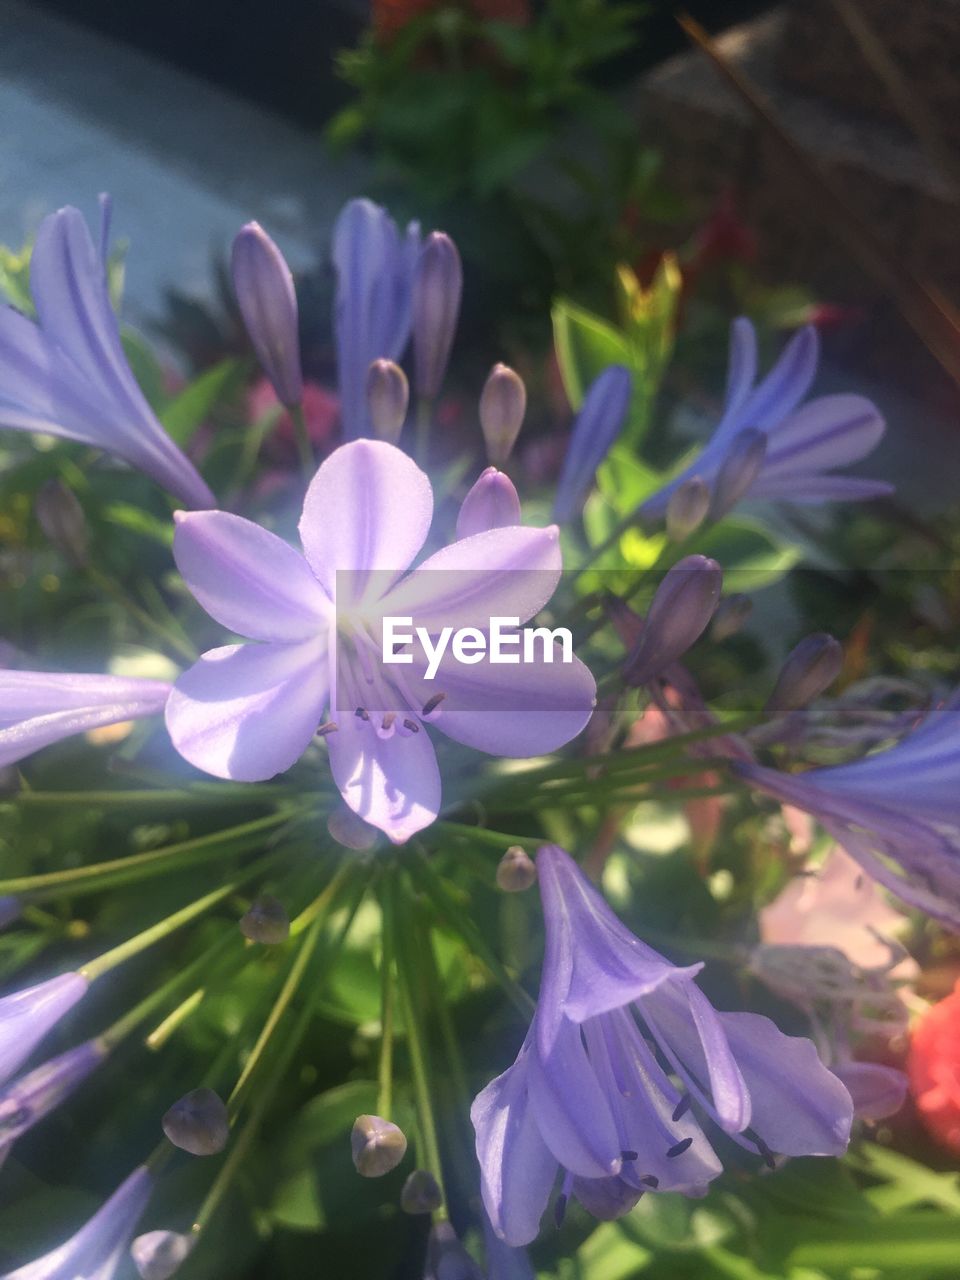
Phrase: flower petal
[
  {"left": 757, "top": 394, "right": 885, "bottom": 480},
  {"left": 748, "top": 475, "right": 893, "bottom": 502},
  {"left": 831, "top": 1061, "right": 907, "bottom": 1122},
  {"left": 721, "top": 317, "right": 758, "bottom": 418},
  {"left": 173, "top": 510, "right": 329, "bottom": 641},
  {"left": 0, "top": 973, "right": 89, "bottom": 1088},
  {"left": 729, "top": 324, "right": 819, "bottom": 438},
  {"left": 325, "top": 715, "right": 440, "bottom": 844},
  {"left": 166, "top": 639, "right": 328, "bottom": 782}
]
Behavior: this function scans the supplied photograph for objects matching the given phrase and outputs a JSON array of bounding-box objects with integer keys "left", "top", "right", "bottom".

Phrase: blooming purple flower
[
  {"left": 737, "top": 696, "right": 960, "bottom": 928},
  {"left": 1, "top": 1164, "right": 152, "bottom": 1280},
  {"left": 472, "top": 845, "right": 852, "bottom": 1246},
  {"left": 0, "top": 1039, "right": 106, "bottom": 1156},
  {"left": 0, "top": 670, "right": 172, "bottom": 769},
  {"left": 231, "top": 222, "right": 303, "bottom": 408},
  {"left": 552, "top": 366, "right": 632, "bottom": 524},
  {"left": 333, "top": 199, "right": 421, "bottom": 439},
  {"left": 0, "top": 201, "right": 213, "bottom": 508},
  {"left": 165, "top": 440, "right": 595, "bottom": 843},
  {"left": 640, "top": 318, "right": 890, "bottom": 522},
  {"left": 0, "top": 973, "right": 89, "bottom": 1089}
]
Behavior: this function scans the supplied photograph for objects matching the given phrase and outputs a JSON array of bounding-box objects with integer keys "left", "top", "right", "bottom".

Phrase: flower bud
[
  {"left": 35, "top": 478, "right": 89, "bottom": 567},
  {"left": 425, "top": 1223, "right": 484, "bottom": 1280},
  {"left": 456, "top": 468, "right": 521, "bottom": 539},
  {"left": 624, "top": 555, "right": 723, "bottom": 686},
  {"left": 131, "top": 1231, "right": 194, "bottom": 1280},
  {"left": 413, "top": 232, "right": 462, "bottom": 400},
  {"left": 479, "top": 363, "right": 526, "bottom": 465},
  {"left": 553, "top": 366, "right": 632, "bottom": 523},
  {"left": 495, "top": 846, "right": 537, "bottom": 892},
  {"left": 366, "top": 359, "right": 409, "bottom": 443},
  {"left": 710, "top": 427, "right": 767, "bottom": 520},
  {"left": 162, "top": 1087, "right": 229, "bottom": 1156},
  {"left": 327, "top": 804, "right": 379, "bottom": 850},
  {"left": 400, "top": 1167, "right": 443, "bottom": 1214},
  {"left": 711, "top": 593, "right": 753, "bottom": 641},
  {"left": 665, "top": 477, "right": 710, "bottom": 542},
  {"left": 765, "top": 632, "right": 843, "bottom": 715},
  {"left": 231, "top": 222, "right": 303, "bottom": 408},
  {"left": 0, "top": 896, "right": 20, "bottom": 932},
  {"left": 351, "top": 1114, "right": 407, "bottom": 1177},
  {"left": 239, "top": 894, "right": 289, "bottom": 945}
]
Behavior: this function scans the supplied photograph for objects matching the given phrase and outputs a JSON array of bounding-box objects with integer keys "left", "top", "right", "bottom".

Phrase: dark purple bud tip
[
  {"left": 35, "top": 478, "right": 89, "bottom": 568},
  {"left": 496, "top": 846, "right": 538, "bottom": 893},
  {"left": 400, "top": 1167, "right": 444, "bottom": 1214},
  {"left": 479, "top": 363, "right": 527, "bottom": 465},
  {"left": 624, "top": 555, "right": 723, "bottom": 685},
  {"left": 367, "top": 359, "right": 409, "bottom": 443},
  {"left": 239, "top": 894, "right": 290, "bottom": 945},
  {"left": 765, "top": 632, "right": 843, "bottom": 715},
  {"left": 162, "top": 1087, "right": 229, "bottom": 1156},
  {"left": 131, "top": 1230, "right": 194, "bottom": 1280},
  {"left": 351, "top": 1114, "right": 408, "bottom": 1177},
  {"left": 666, "top": 476, "right": 710, "bottom": 542}
]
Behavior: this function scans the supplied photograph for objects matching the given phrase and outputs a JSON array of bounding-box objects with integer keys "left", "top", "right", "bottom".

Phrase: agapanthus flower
[
  {"left": 0, "top": 201, "right": 213, "bottom": 507},
  {"left": 737, "top": 697, "right": 960, "bottom": 928},
  {"left": 640, "top": 318, "right": 890, "bottom": 523},
  {"left": 166, "top": 440, "right": 595, "bottom": 842},
  {"left": 0, "top": 1039, "right": 106, "bottom": 1156},
  {"left": 0, "top": 670, "right": 172, "bottom": 770},
  {"left": 472, "top": 845, "right": 852, "bottom": 1246},
  {"left": 1, "top": 1164, "right": 152, "bottom": 1280},
  {"left": 0, "top": 973, "right": 89, "bottom": 1090}
]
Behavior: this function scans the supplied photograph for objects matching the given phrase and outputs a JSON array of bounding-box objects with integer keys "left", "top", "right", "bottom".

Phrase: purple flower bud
[
  {"left": 366, "top": 359, "right": 409, "bottom": 443},
  {"left": 456, "top": 468, "right": 522, "bottom": 539},
  {"left": 131, "top": 1230, "right": 194, "bottom": 1280},
  {"left": 351, "top": 1113, "right": 408, "bottom": 1177},
  {"left": 231, "top": 222, "right": 303, "bottom": 408},
  {"left": 0, "top": 1038, "right": 105, "bottom": 1148},
  {"left": 496, "top": 846, "right": 537, "bottom": 893},
  {"left": 711, "top": 593, "right": 753, "bottom": 641},
  {"left": 665, "top": 477, "right": 710, "bottom": 542},
  {"left": 239, "top": 895, "right": 290, "bottom": 945},
  {"left": 624, "top": 555, "right": 723, "bottom": 686},
  {"left": 162, "top": 1087, "right": 229, "bottom": 1156},
  {"left": 710, "top": 427, "right": 767, "bottom": 520},
  {"left": 400, "top": 1167, "right": 443, "bottom": 1214},
  {"left": 0, "top": 896, "right": 20, "bottom": 932},
  {"left": 327, "top": 804, "right": 379, "bottom": 851},
  {"left": 35, "top": 478, "right": 89, "bottom": 567},
  {"left": 0, "top": 972, "right": 89, "bottom": 1088},
  {"left": 765, "top": 633, "right": 843, "bottom": 715},
  {"left": 480, "top": 363, "right": 526, "bottom": 465},
  {"left": 553, "top": 366, "right": 632, "bottom": 523},
  {"left": 413, "top": 232, "right": 462, "bottom": 400}
]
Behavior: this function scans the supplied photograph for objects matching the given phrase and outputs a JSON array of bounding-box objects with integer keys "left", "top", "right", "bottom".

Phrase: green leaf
[
  {"left": 696, "top": 517, "right": 801, "bottom": 593},
  {"left": 576, "top": 1221, "right": 653, "bottom": 1279},
  {"left": 102, "top": 502, "right": 175, "bottom": 547},
  {"left": 121, "top": 330, "right": 168, "bottom": 410},
  {"left": 552, "top": 298, "right": 631, "bottom": 411},
  {"left": 160, "top": 358, "right": 242, "bottom": 446},
  {"left": 787, "top": 1213, "right": 960, "bottom": 1274}
]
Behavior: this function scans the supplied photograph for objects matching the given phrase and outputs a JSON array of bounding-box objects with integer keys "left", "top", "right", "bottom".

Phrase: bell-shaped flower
[
  {"left": 552, "top": 366, "right": 631, "bottom": 524},
  {"left": 1, "top": 1164, "right": 152, "bottom": 1279},
  {"left": 640, "top": 318, "right": 890, "bottom": 523},
  {"left": 332, "top": 198, "right": 421, "bottom": 439},
  {"left": 0, "top": 1039, "right": 106, "bottom": 1158},
  {"left": 737, "top": 696, "right": 960, "bottom": 929},
  {"left": 0, "top": 973, "right": 89, "bottom": 1089},
  {"left": 472, "top": 845, "right": 852, "bottom": 1247},
  {"left": 0, "top": 670, "right": 171, "bottom": 770},
  {"left": 165, "top": 440, "right": 595, "bottom": 843},
  {"left": 0, "top": 201, "right": 213, "bottom": 508}
]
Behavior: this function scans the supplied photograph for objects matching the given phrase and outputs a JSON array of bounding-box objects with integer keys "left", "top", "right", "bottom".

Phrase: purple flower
[
  {"left": 165, "top": 440, "right": 595, "bottom": 843},
  {"left": 622, "top": 555, "right": 722, "bottom": 686},
  {"left": 552, "top": 367, "right": 632, "bottom": 524},
  {"left": 0, "top": 201, "right": 213, "bottom": 507},
  {"left": 471, "top": 845, "right": 852, "bottom": 1246},
  {"left": 0, "top": 973, "right": 89, "bottom": 1089},
  {"left": 1, "top": 1164, "right": 152, "bottom": 1279},
  {"left": 640, "top": 318, "right": 890, "bottom": 522},
  {"left": 0, "top": 1039, "right": 106, "bottom": 1154},
  {"left": 332, "top": 199, "right": 421, "bottom": 439},
  {"left": 412, "top": 232, "right": 463, "bottom": 401},
  {"left": 457, "top": 468, "right": 522, "bottom": 539},
  {"left": 231, "top": 222, "right": 303, "bottom": 408},
  {"left": 737, "top": 697, "right": 960, "bottom": 928},
  {"left": 0, "top": 670, "right": 172, "bottom": 769}
]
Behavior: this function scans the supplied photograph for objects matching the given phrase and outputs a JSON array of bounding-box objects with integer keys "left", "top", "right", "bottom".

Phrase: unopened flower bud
[
  {"left": 765, "top": 632, "right": 843, "bottom": 715},
  {"left": 711, "top": 593, "right": 753, "bottom": 641},
  {"left": 131, "top": 1231, "right": 194, "bottom": 1280},
  {"left": 413, "top": 232, "right": 462, "bottom": 400},
  {"left": 239, "top": 894, "right": 289, "bottom": 945},
  {"left": 456, "top": 468, "right": 521, "bottom": 539},
  {"left": 351, "top": 1114, "right": 407, "bottom": 1177},
  {"left": 624, "top": 555, "right": 723, "bottom": 686},
  {"left": 553, "top": 365, "right": 632, "bottom": 523},
  {"left": 162, "top": 1087, "right": 229, "bottom": 1156},
  {"left": 367, "top": 359, "right": 409, "bottom": 443},
  {"left": 231, "top": 222, "right": 303, "bottom": 408},
  {"left": 327, "top": 804, "right": 379, "bottom": 850},
  {"left": 400, "top": 1167, "right": 443, "bottom": 1214},
  {"left": 0, "top": 896, "right": 21, "bottom": 931},
  {"left": 479, "top": 363, "right": 526, "bottom": 465},
  {"left": 425, "top": 1223, "right": 484, "bottom": 1280},
  {"left": 710, "top": 428, "right": 766, "bottom": 519},
  {"left": 666, "top": 477, "right": 710, "bottom": 542},
  {"left": 35, "top": 478, "right": 89, "bottom": 567},
  {"left": 496, "top": 846, "right": 537, "bottom": 892}
]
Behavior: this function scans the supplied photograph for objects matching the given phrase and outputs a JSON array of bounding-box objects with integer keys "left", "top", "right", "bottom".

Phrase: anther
[
  {"left": 639, "top": 1175, "right": 659, "bottom": 1189},
  {"left": 403, "top": 718, "right": 420, "bottom": 733},
  {"left": 421, "top": 691, "right": 447, "bottom": 718},
  {"left": 754, "top": 1137, "right": 777, "bottom": 1170},
  {"left": 381, "top": 712, "right": 396, "bottom": 731},
  {"left": 621, "top": 1149, "right": 638, "bottom": 1162},
  {"left": 316, "top": 720, "right": 339, "bottom": 737},
  {"left": 672, "top": 1095, "right": 691, "bottom": 1122},
  {"left": 666, "top": 1137, "right": 693, "bottom": 1159},
  {"left": 554, "top": 1194, "right": 568, "bottom": 1227},
  {"left": 355, "top": 707, "right": 370, "bottom": 722}
]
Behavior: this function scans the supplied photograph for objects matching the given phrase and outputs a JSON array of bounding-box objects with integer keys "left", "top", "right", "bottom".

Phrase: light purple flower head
[
  {"left": 0, "top": 200, "right": 213, "bottom": 508},
  {"left": 231, "top": 222, "right": 303, "bottom": 408},
  {"left": 333, "top": 198, "right": 421, "bottom": 439},
  {"left": 0, "top": 973, "right": 89, "bottom": 1091},
  {"left": 0, "top": 1038, "right": 106, "bottom": 1155},
  {"left": 640, "top": 318, "right": 891, "bottom": 522},
  {"left": 0, "top": 670, "right": 172, "bottom": 770},
  {"left": 1, "top": 1164, "right": 152, "bottom": 1280},
  {"left": 471, "top": 845, "right": 852, "bottom": 1246},
  {"left": 737, "top": 695, "right": 960, "bottom": 929},
  {"left": 165, "top": 440, "right": 595, "bottom": 843},
  {"left": 552, "top": 366, "right": 632, "bottom": 524}
]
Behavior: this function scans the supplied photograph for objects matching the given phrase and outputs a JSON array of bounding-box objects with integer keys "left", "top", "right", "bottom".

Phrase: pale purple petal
[
  {"left": 757, "top": 395, "right": 885, "bottom": 479},
  {"left": 173, "top": 510, "right": 329, "bottom": 641},
  {"left": 0, "top": 973, "right": 89, "bottom": 1088},
  {"left": 748, "top": 475, "right": 894, "bottom": 502},
  {"left": 732, "top": 324, "right": 819, "bottom": 436},
  {"left": 481, "top": 1211, "right": 536, "bottom": 1279},
  {"left": 721, "top": 316, "right": 758, "bottom": 418},
  {"left": 325, "top": 715, "right": 440, "bottom": 844},
  {"left": 831, "top": 1061, "right": 907, "bottom": 1121},
  {"left": 0, "top": 1039, "right": 106, "bottom": 1147},
  {"left": 166, "top": 639, "right": 328, "bottom": 782}
]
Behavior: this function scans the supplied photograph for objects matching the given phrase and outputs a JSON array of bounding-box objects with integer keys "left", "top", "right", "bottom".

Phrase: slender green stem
[
  {"left": 377, "top": 875, "right": 397, "bottom": 1121},
  {"left": 11, "top": 785, "right": 293, "bottom": 809},
  {"left": 87, "top": 564, "right": 197, "bottom": 661},
  {"left": 146, "top": 989, "right": 206, "bottom": 1051},
  {"left": 432, "top": 822, "right": 541, "bottom": 851},
  {"left": 289, "top": 403, "right": 315, "bottom": 479},
  {"left": 289, "top": 860, "right": 354, "bottom": 936}
]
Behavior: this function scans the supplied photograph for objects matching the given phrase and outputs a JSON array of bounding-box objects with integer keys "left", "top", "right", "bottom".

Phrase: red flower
[
  {"left": 908, "top": 980, "right": 960, "bottom": 1153},
  {"left": 372, "top": 0, "right": 530, "bottom": 42}
]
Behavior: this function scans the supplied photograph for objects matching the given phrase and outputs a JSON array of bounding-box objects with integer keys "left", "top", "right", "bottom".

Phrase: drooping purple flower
[
  {"left": 332, "top": 199, "right": 421, "bottom": 439},
  {"left": 1, "top": 1164, "right": 152, "bottom": 1280},
  {"left": 472, "top": 845, "right": 852, "bottom": 1247},
  {"left": 231, "top": 222, "right": 303, "bottom": 408},
  {"left": 0, "top": 973, "right": 89, "bottom": 1089},
  {"left": 640, "top": 318, "right": 890, "bottom": 522},
  {"left": 552, "top": 366, "right": 632, "bottom": 524},
  {"left": 457, "top": 468, "right": 522, "bottom": 539},
  {"left": 0, "top": 201, "right": 213, "bottom": 507},
  {"left": 165, "top": 440, "right": 595, "bottom": 843},
  {"left": 0, "top": 670, "right": 172, "bottom": 769},
  {"left": 736, "top": 696, "right": 960, "bottom": 928},
  {"left": 0, "top": 1038, "right": 106, "bottom": 1155}
]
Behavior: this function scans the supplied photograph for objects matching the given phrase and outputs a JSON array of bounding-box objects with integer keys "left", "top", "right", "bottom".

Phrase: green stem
[
  {"left": 87, "top": 564, "right": 197, "bottom": 662},
  {"left": 377, "top": 875, "right": 397, "bottom": 1121},
  {"left": 11, "top": 785, "right": 293, "bottom": 809},
  {"left": 289, "top": 403, "right": 315, "bottom": 479},
  {"left": 432, "top": 822, "right": 541, "bottom": 851},
  {"left": 289, "top": 860, "right": 354, "bottom": 936}
]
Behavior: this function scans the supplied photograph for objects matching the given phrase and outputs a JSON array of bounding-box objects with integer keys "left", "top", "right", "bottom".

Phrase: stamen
[
  {"left": 421, "top": 691, "right": 447, "bottom": 719},
  {"left": 621, "top": 1149, "right": 638, "bottom": 1162},
  {"left": 316, "top": 721, "right": 339, "bottom": 737},
  {"left": 355, "top": 707, "right": 370, "bottom": 722},
  {"left": 666, "top": 1137, "right": 693, "bottom": 1159},
  {"left": 754, "top": 1136, "right": 777, "bottom": 1170},
  {"left": 639, "top": 1175, "right": 659, "bottom": 1188},
  {"left": 672, "top": 1094, "right": 692, "bottom": 1122},
  {"left": 554, "top": 1194, "right": 568, "bottom": 1228},
  {"left": 403, "top": 718, "right": 420, "bottom": 734}
]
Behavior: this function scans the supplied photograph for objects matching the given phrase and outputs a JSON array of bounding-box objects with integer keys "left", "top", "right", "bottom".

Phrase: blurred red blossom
[
  {"left": 372, "top": 0, "right": 530, "bottom": 42},
  {"left": 909, "top": 981, "right": 960, "bottom": 1153},
  {"left": 247, "top": 377, "right": 339, "bottom": 457}
]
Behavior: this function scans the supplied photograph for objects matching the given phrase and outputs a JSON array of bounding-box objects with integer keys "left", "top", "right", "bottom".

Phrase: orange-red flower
[{"left": 908, "top": 980, "right": 960, "bottom": 1153}]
